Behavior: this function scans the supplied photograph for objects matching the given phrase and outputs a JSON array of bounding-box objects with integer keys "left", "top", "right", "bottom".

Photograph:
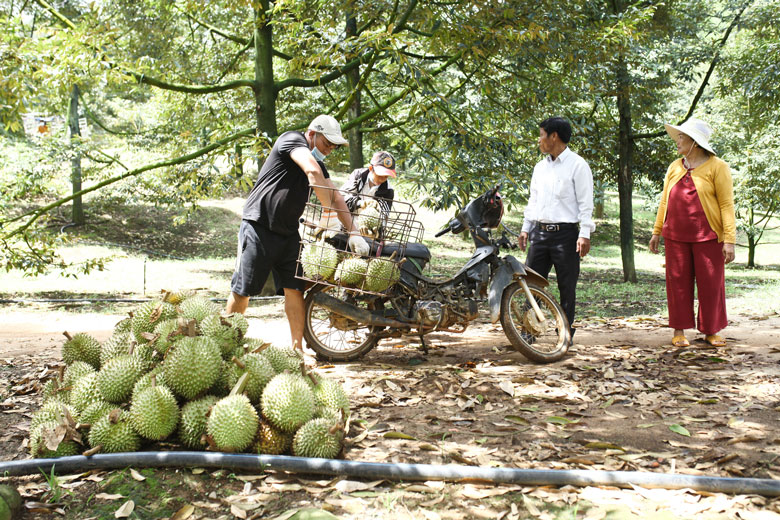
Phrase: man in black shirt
[{"left": 226, "top": 115, "right": 369, "bottom": 350}]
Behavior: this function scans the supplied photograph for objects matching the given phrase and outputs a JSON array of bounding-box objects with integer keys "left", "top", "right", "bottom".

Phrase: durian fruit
[
  {"left": 364, "top": 258, "right": 400, "bottom": 292},
  {"left": 260, "top": 372, "right": 315, "bottom": 433},
  {"left": 178, "top": 395, "right": 219, "bottom": 449},
  {"left": 300, "top": 241, "right": 340, "bottom": 281},
  {"left": 151, "top": 318, "right": 190, "bottom": 356},
  {"left": 42, "top": 366, "right": 70, "bottom": 404},
  {"left": 131, "top": 300, "right": 178, "bottom": 344},
  {"left": 200, "top": 313, "right": 248, "bottom": 358},
  {"left": 114, "top": 317, "right": 132, "bottom": 334},
  {"left": 253, "top": 419, "right": 293, "bottom": 455},
  {"left": 310, "top": 375, "right": 350, "bottom": 419},
  {"left": 61, "top": 332, "right": 101, "bottom": 369},
  {"left": 161, "top": 289, "right": 195, "bottom": 306},
  {"left": 63, "top": 361, "right": 97, "bottom": 390},
  {"left": 260, "top": 344, "right": 305, "bottom": 375},
  {"left": 30, "top": 401, "right": 78, "bottom": 431},
  {"left": 163, "top": 336, "right": 222, "bottom": 400},
  {"left": 80, "top": 400, "right": 115, "bottom": 426},
  {"left": 356, "top": 205, "right": 382, "bottom": 236},
  {"left": 178, "top": 295, "right": 220, "bottom": 324},
  {"left": 130, "top": 380, "right": 180, "bottom": 441},
  {"left": 88, "top": 409, "right": 141, "bottom": 453},
  {"left": 292, "top": 417, "right": 344, "bottom": 459},
  {"left": 96, "top": 352, "right": 144, "bottom": 404},
  {"left": 131, "top": 366, "right": 167, "bottom": 402},
  {"left": 99, "top": 331, "right": 131, "bottom": 366},
  {"left": 334, "top": 257, "right": 369, "bottom": 287},
  {"left": 226, "top": 353, "right": 275, "bottom": 404},
  {"left": 29, "top": 421, "right": 81, "bottom": 458},
  {"left": 206, "top": 393, "right": 259, "bottom": 452},
  {"left": 70, "top": 372, "right": 102, "bottom": 413}
]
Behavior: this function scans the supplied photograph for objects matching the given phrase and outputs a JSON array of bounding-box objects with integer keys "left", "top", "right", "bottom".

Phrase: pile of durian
[
  {"left": 300, "top": 241, "right": 400, "bottom": 293},
  {"left": 30, "top": 291, "right": 349, "bottom": 460}
]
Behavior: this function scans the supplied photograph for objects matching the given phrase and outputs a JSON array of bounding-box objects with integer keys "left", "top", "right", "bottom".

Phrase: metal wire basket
[{"left": 297, "top": 185, "right": 424, "bottom": 296}]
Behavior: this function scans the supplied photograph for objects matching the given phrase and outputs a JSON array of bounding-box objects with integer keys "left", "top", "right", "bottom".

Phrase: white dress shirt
[{"left": 521, "top": 147, "right": 595, "bottom": 239}]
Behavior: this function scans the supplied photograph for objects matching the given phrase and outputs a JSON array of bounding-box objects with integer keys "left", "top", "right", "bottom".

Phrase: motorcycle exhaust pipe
[{"left": 312, "top": 291, "right": 410, "bottom": 329}]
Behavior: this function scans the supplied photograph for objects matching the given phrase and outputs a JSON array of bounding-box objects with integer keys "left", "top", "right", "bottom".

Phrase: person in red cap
[{"left": 316, "top": 151, "right": 397, "bottom": 237}]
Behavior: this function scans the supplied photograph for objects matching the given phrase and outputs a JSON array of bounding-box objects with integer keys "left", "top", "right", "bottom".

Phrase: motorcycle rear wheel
[
  {"left": 500, "top": 281, "right": 570, "bottom": 363},
  {"left": 303, "top": 284, "right": 379, "bottom": 361}
]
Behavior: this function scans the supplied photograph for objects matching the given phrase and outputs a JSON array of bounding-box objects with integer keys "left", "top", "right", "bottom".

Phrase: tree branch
[
  {"left": 2, "top": 127, "right": 256, "bottom": 238},
  {"left": 631, "top": 0, "right": 754, "bottom": 140}
]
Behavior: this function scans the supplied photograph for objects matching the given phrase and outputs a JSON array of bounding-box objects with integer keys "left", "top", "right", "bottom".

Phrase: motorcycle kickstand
[{"left": 419, "top": 335, "right": 429, "bottom": 355}]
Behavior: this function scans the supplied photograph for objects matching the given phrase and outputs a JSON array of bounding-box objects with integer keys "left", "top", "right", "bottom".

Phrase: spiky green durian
[
  {"left": 178, "top": 295, "right": 220, "bottom": 324},
  {"left": 364, "top": 258, "right": 400, "bottom": 292},
  {"left": 131, "top": 366, "right": 167, "bottom": 402},
  {"left": 96, "top": 353, "right": 144, "bottom": 404},
  {"left": 200, "top": 313, "right": 248, "bottom": 358},
  {"left": 163, "top": 336, "right": 222, "bottom": 400},
  {"left": 29, "top": 421, "right": 81, "bottom": 458},
  {"left": 334, "top": 257, "right": 369, "bottom": 287},
  {"left": 161, "top": 289, "right": 196, "bottom": 306},
  {"left": 356, "top": 205, "right": 382, "bottom": 234},
  {"left": 253, "top": 419, "right": 292, "bottom": 455},
  {"left": 151, "top": 318, "right": 186, "bottom": 356},
  {"left": 30, "top": 401, "right": 78, "bottom": 431},
  {"left": 114, "top": 317, "right": 132, "bottom": 334},
  {"left": 301, "top": 241, "right": 340, "bottom": 281},
  {"left": 70, "top": 372, "right": 102, "bottom": 412},
  {"left": 292, "top": 417, "right": 344, "bottom": 459},
  {"left": 310, "top": 376, "right": 350, "bottom": 418},
  {"left": 88, "top": 409, "right": 141, "bottom": 453},
  {"left": 178, "top": 395, "right": 219, "bottom": 449},
  {"left": 206, "top": 394, "right": 259, "bottom": 452},
  {"left": 61, "top": 332, "right": 101, "bottom": 369},
  {"left": 63, "top": 360, "right": 97, "bottom": 389},
  {"left": 130, "top": 383, "right": 179, "bottom": 441},
  {"left": 260, "top": 373, "right": 315, "bottom": 433},
  {"left": 226, "top": 353, "right": 275, "bottom": 404},
  {"left": 99, "top": 331, "right": 132, "bottom": 366},
  {"left": 80, "top": 400, "right": 115, "bottom": 425},
  {"left": 260, "top": 344, "right": 304, "bottom": 375},
  {"left": 131, "top": 300, "right": 178, "bottom": 344}
]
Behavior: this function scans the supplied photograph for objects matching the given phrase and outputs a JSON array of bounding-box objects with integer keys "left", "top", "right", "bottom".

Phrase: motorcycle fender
[{"left": 488, "top": 256, "right": 548, "bottom": 324}]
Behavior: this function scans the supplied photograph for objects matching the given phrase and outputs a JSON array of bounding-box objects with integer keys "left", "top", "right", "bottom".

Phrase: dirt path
[{"left": 1, "top": 305, "right": 779, "bottom": 518}]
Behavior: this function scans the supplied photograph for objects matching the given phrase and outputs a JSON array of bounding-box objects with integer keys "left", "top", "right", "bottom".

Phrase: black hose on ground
[{"left": 1, "top": 452, "right": 779, "bottom": 497}]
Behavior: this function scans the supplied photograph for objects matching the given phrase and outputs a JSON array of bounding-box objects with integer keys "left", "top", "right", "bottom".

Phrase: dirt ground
[{"left": 1, "top": 303, "right": 779, "bottom": 519}]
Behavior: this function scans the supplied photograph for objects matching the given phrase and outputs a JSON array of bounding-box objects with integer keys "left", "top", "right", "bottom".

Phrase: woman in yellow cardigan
[{"left": 648, "top": 119, "right": 736, "bottom": 348}]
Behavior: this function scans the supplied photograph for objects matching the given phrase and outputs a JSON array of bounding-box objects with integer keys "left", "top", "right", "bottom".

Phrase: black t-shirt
[{"left": 242, "top": 131, "right": 329, "bottom": 235}]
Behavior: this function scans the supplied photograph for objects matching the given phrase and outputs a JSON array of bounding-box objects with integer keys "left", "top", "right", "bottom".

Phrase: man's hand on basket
[{"left": 348, "top": 232, "right": 370, "bottom": 256}]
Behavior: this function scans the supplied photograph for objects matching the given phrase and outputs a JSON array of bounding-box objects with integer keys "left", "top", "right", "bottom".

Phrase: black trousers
[{"left": 526, "top": 225, "right": 580, "bottom": 331}]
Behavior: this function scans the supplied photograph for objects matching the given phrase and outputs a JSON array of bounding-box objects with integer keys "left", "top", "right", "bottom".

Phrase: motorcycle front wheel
[
  {"left": 303, "top": 284, "right": 380, "bottom": 361},
  {"left": 500, "top": 281, "right": 570, "bottom": 363}
]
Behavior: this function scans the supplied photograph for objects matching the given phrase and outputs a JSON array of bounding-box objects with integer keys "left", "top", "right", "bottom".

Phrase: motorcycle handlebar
[{"left": 434, "top": 226, "right": 450, "bottom": 238}]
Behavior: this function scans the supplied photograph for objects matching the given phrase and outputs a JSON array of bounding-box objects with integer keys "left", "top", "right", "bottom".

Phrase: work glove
[{"left": 348, "top": 233, "right": 370, "bottom": 256}]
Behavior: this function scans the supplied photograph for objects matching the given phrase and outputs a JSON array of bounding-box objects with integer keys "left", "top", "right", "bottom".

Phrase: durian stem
[
  {"left": 82, "top": 445, "right": 101, "bottom": 456},
  {"left": 62, "top": 331, "right": 73, "bottom": 341},
  {"left": 231, "top": 356, "right": 246, "bottom": 370},
  {"left": 57, "top": 365, "right": 65, "bottom": 383}
]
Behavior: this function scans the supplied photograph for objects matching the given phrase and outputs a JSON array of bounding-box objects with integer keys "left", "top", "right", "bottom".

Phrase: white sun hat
[
  {"left": 664, "top": 118, "right": 716, "bottom": 155},
  {"left": 308, "top": 114, "right": 348, "bottom": 146}
]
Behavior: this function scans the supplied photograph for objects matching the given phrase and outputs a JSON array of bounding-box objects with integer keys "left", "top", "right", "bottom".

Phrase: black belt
[{"left": 537, "top": 222, "right": 579, "bottom": 232}]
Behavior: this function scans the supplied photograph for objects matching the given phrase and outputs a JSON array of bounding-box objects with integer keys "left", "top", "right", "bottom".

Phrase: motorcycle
[{"left": 302, "top": 184, "right": 571, "bottom": 363}]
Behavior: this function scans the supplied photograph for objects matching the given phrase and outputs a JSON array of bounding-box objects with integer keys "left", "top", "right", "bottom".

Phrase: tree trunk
[
  {"left": 345, "top": 11, "right": 363, "bottom": 170},
  {"left": 616, "top": 57, "right": 637, "bottom": 282},
  {"left": 68, "top": 85, "right": 84, "bottom": 226},
  {"left": 254, "top": 2, "right": 277, "bottom": 139},
  {"left": 747, "top": 234, "right": 756, "bottom": 268}
]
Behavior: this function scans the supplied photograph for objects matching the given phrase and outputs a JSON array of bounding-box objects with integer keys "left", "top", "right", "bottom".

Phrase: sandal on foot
[
  {"left": 672, "top": 335, "right": 690, "bottom": 347},
  {"left": 705, "top": 334, "right": 726, "bottom": 347}
]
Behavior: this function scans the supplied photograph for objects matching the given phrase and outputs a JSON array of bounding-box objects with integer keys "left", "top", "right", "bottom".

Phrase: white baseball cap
[
  {"left": 308, "top": 114, "right": 348, "bottom": 146},
  {"left": 664, "top": 118, "right": 716, "bottom": 154}
]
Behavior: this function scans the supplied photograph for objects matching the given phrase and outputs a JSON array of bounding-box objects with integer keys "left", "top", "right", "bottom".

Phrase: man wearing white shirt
[{"left": 518, "top": 117, "right": 595, "bottom": 338}]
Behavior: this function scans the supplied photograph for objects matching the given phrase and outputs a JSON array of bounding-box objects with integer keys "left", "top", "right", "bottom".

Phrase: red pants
[{"left": 664, "top": 238, "right": 727, "bottom": 335}]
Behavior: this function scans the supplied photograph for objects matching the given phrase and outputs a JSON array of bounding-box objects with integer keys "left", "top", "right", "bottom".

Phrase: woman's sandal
[
  {"left": 672, "top": 335, "right": 690, "bottom": 347},
  {"left": 705, "top": 334, "right": 726, "bottom": 347}
]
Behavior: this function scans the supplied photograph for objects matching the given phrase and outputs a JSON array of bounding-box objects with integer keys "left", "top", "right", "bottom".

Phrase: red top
[{"left": 662, "top": 163, "right": 718, "bottom": 242}]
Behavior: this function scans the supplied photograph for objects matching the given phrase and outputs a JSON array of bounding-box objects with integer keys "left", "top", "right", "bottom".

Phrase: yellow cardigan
[{"left": 652, "top": 156, "right": 736, "bottom": 244}]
